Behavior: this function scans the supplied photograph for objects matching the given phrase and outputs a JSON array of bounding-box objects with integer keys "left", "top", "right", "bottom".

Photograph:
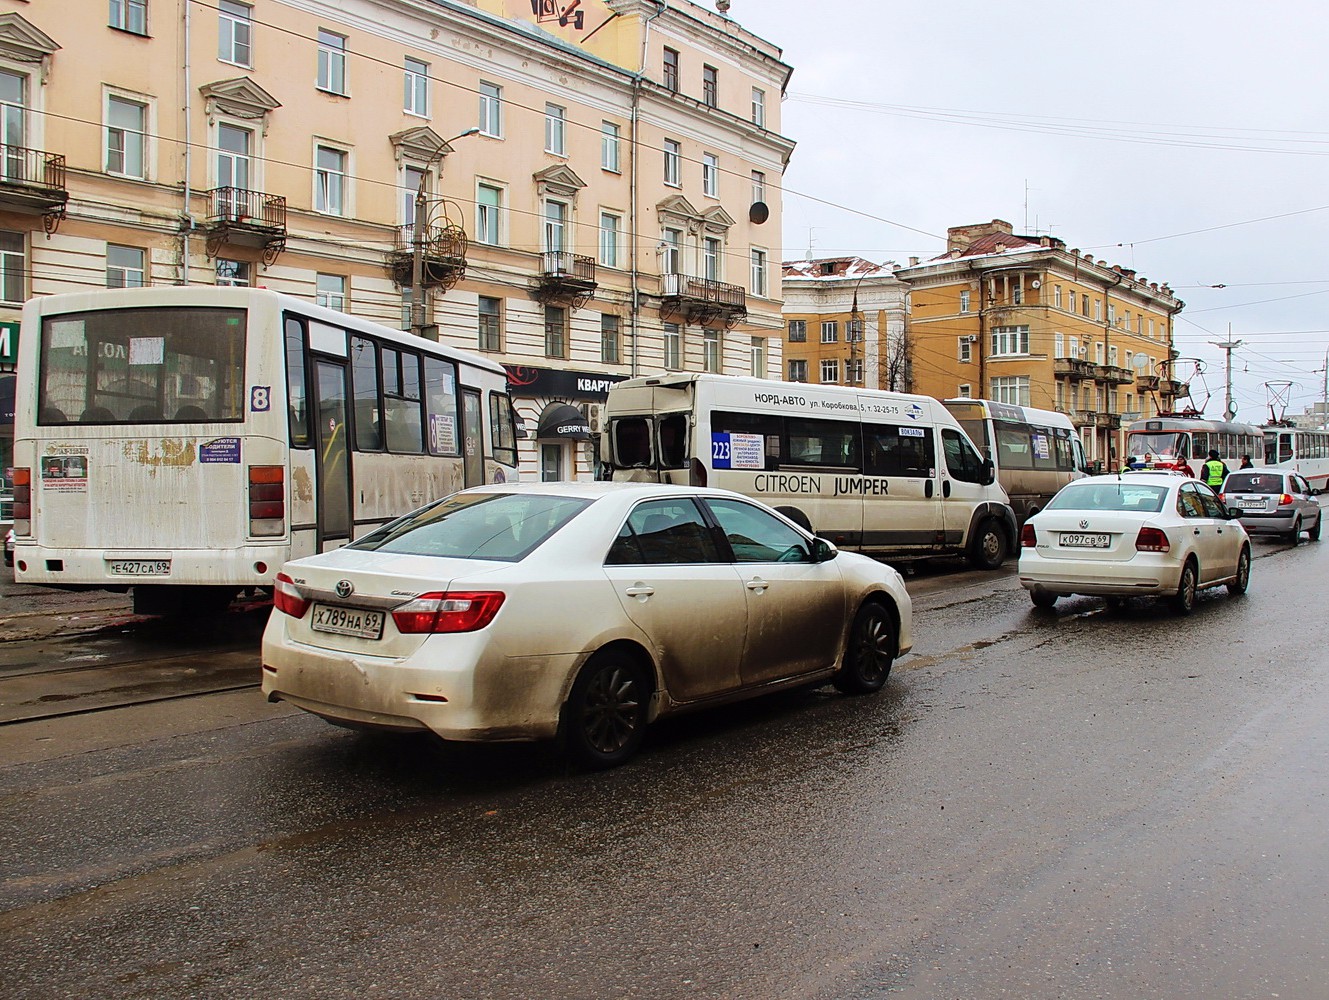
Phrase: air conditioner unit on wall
[{"left": 584, "top": 403, "right": 603, "bottom": 434}]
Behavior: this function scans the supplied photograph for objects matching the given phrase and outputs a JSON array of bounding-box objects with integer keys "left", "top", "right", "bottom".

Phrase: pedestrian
[
  {"left": 1201, "top": 449, "right": 1229, "bottom": 492},
  {"left": 1239, "top": 454, "right": 1254, "bottom": 469},
  {"left": 1176, "top": 457, "right": 1195, "bottom": 478}
]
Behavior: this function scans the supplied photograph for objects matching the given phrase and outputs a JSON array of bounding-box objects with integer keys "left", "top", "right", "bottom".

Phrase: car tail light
[
  {"left": 1020, "top": 523, "right": 1037, "bottom": 547},
  {"left": 1278, "top": 493, "right": 1293, "bottom": 506},
  {"left": 273, "top": 572, "right": 310, "bottom": 618},
  {"left": 12, "top": 467, "right": 30, "bottom": 535},
  {"left": 249, "top": 465, "right": 285, "bottom": 537},
  {"left": 1135, "top": 526, "right": 1170, "bottom": 552},
  {"left": 391, "top": 591, "right": 505, "bottom": 634}
]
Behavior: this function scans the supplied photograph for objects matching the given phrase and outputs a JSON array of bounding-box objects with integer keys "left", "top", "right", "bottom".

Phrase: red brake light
[
  {"left": 249, "top": 465, "right": 285, "bottom": 536},
  {"left": 1279, "top": 493, "right": 1293, "bottom": 506},
  {"left": 1020, "top": 523, "right": 1037, "bottom": 547},
  {"left": 391, "top": 591, "right": 506, "bottom": 634},
  {"left": 1135, "top": 527, "right": 1170, "bottom": 552},
  {"left": 273, "top": 572, "right": 310, "bottom": 618}
]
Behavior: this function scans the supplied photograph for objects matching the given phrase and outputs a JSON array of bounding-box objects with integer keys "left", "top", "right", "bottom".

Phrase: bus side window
[
  {"left": 284, "top": 317, "right": 310, "bottom": 447},
  {"left": 350, "top": 336, "right": 382, "bottom": 451}
]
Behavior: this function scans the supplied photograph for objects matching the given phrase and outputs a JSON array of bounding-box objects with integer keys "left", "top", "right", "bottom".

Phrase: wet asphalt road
[{"left": 0, "top": 538, "right": 1326, "bottom": 1000}]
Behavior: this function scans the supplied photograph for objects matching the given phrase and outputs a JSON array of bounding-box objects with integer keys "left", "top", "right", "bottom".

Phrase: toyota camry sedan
[
  {"left": 262, "top": 482, "right": 912, "bottom": 768},
  {"left": 1018, "top": 472, "right": 1251, "bottom": 614}
]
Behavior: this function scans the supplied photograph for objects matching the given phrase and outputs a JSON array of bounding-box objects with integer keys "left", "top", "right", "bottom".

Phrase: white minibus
[
  {"left": 12, "top": 286, "right": 519, "bottom": 614},
  {"left": 943, "top": 398, "right": 1087, "bottom": 522},
  {"left": 603, "top": 373, "right": 1018, "bottom": 568}
]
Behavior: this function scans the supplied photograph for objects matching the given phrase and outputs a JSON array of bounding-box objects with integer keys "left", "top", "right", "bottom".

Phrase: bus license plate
[
  {"left": 108, "top": 559, "right": 171, "bottom": 576},
  {"left": 1059, "top": 533, "right": 1109, "bottom": 548},
  {"left": 311, "top": 604, "right": 385, "bottom": 640}
]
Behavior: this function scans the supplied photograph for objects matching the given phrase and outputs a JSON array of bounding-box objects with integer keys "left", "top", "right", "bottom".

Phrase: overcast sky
[{"left": 727, "top": 0, "right": 1329, "bottom": 421}]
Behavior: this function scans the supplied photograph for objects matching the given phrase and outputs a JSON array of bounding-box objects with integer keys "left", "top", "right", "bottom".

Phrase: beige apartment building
[
  {"left": 780, "top": 256, "right": 909, "bottom": 392},
  {"left": 895, "top": 220, "right": 1187, "bottom": 469},
  {"left": 0, "top": 0, "right": 793, "bottom": 480}
]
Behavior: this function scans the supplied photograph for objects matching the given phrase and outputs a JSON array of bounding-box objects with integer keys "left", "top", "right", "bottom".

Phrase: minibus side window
[
  {"left": 658, "top": 414, "right": 689, "bottom": 469},
  {"left": 943, "top": 428, "right": 987, "bottom": 484}
]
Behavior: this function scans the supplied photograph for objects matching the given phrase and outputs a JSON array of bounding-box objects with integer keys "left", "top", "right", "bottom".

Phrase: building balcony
[
  {"left": 1135, "top": 374, "right": 1161, "bottom": 392},
  {"left": 1159, "top": 379, "right": 1189, "bottom": 397},
  {"left": 203, "top": 187, "right": 287, "bottom": 265},
  {"left": 533, "top": 251, "right": 597, "bottom": 308},
  {"left": 1071, "top": 409, "right": 1098, "bottom": 427},
  {"left": 1054, "top": 358, "right": 1096, "bottom": 380},
  {"left": 1095, "top": 364, "right": 1134, "bottom": 385},
  {"left": 386, "top": 221, "right": 467, "bottom": 293},
  {"left": 1095, "top": 411, "right": 1121, "bottom": 430},
  {"left": 659, "top": 272, "right": 748, "bottom": 329},
  {"left": 0, "top": 146, "right": 68, "bottom": 233}
]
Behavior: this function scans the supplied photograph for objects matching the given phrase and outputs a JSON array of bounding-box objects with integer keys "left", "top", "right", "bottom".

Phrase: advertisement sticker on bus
[
  {"left": 199, "top": 438, "right": 241, "bottom": 464},
  {"left": 711, "top": 432, "right": 764, "bottom": 470},
  {"left": 1032, "top": 433, "right": 1050, "bottom": 460}
]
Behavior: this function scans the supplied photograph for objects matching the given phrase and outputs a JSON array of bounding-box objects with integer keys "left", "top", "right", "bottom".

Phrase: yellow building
[
  {"left": 781, "top": 257, "right": 908, "bottom": 391},
  {"left": 896, "top": 220, "right": 1186, "bottom": 468},
  {"left": 0, "top": 0, "right": 794, "bottom": 480}
]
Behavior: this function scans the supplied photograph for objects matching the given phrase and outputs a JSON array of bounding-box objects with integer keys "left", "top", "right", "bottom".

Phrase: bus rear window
[{"left": 38, "top": 307, "right": 247, "bottom": 424}]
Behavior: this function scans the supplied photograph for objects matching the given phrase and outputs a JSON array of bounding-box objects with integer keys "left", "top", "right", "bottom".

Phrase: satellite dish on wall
[{"left": 749, "top": 201, "right": 769, "bottom": 224}]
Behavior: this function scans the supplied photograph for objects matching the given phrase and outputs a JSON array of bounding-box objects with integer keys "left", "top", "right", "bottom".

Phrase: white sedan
[
  {"left": 262, "top": 482, "right": 912, "bottom": 768},
  {"left": 1018, "top": 472, "right": 1251, "bottom": 614}
]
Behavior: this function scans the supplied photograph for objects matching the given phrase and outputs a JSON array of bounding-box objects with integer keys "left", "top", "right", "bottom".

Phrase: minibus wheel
[{"left": 968, "top": 518, "right": 1008, "bottom": 570}]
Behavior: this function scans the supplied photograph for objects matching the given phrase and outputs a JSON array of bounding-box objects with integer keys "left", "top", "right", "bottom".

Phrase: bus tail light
[
  {"left": 12, "top": 467, "right": 30, "bottom": 535},
  {"left": 391, "top": 591, "right": 505, "bottom": 634},
  {"left": 690, "top": 457, "right": 707, "bottom": 487},
  {"left": 273, "top": 572, "right": 310, "bottom": 618},
  {"left": 1020, "top": 523, "right": 1037, "bottom": 547},
  {"left": 249, "top": 465, "right": 285, "bottom": 537},
  {"left": 1135, "top": 527, "right": 1170, "bottom": 552}
]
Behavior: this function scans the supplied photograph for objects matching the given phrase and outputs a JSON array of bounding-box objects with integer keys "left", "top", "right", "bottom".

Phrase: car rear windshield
[
  {"left": 1047, "top": 482, "right": 1168, "bottom": 513},
  {"left": 1222, "top": 472, "right": 1283, "bottom": 494},
  {"left": 349, "top": 492, "right": 591, "bottom": 561}
]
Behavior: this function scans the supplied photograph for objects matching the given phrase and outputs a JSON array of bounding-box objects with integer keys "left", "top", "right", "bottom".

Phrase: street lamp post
[{"left": 410, "top": 127, "right": 480, "bottom": 339}]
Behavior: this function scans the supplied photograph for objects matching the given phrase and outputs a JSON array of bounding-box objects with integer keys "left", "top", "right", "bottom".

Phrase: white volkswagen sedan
[
  {"left": 1018, "top": 472, "right": 1251, "bottom": 614},
  {"left": 262, "top": 482, "right": 912, "bottom": 768}
]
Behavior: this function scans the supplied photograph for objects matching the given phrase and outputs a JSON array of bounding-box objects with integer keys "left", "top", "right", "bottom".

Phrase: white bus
[
  {"left": 942, "top": 398, "right": 1087, "bottom": 523},
  {"left": 602, "top": 373, "right": 1018, "bottom": 569},
  {"left": 12, "top": 286, "right": 519, "bottom": 614},
  {"left": 1263, "top": 425, "right": 1329, "bottom": 492}
]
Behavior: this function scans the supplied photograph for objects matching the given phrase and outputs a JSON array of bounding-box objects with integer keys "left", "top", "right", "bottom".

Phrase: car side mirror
[{"left": 812, "top": 537, "right": 839, "bottom": 563}]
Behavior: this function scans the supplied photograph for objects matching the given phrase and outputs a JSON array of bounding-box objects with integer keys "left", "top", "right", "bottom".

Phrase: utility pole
[{"left": 1210, "top": 327, "right": 1243, "bottom": 421}]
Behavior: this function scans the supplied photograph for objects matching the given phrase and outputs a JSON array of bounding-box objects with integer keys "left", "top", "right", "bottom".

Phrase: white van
[{"left": 603, "top": 373, "right": 1018, "bottom": 569}]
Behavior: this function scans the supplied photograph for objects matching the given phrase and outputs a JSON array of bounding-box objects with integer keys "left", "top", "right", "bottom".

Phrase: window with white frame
[
  {"left": 991, "top": 376, "right": 1030, "bottom": 406},
  {"left": 0, "top": 230, "right": 25, "bottom": 303},
  {"left": 751, "top": 87, "right": 766, "bottom": 127},
  {"left": 544, "top": 104, "right": 566, "bottom": 155},
  {"left": 601, "top": 313, "right": 620, "bottom": 363},
  {"left": 478, "top": 296, "right": 501, "bottom": 351},
  {"left": 846, "top": 358, "right": 864, "bottom": 385},
  {"left": 750, "top": 248, "right": 768, "bottom": 296},
  {"left": 1054, "top": 284, "right": 1063, "bottom": 309},
  {"left": 476, "top": 182, "right": 502, "bottom": 245},
  {"left": 788, "top": 359, "right": 807, "bottom": 382},
  {"left": 821, "top": 321, "right": 838, "bottom": 344},
  {"left": 1081, "top": 293, "right": 1090, "bottom": 317},
  {"left": 317, "top": 30, "right": 347, "bottom": 95},
  {"left": 601, "top": 121, "right": 620, "bottom": 172},
  {"left": 703, "top": 329, "right": 720, "bottom": 372},
  {"left": 544, "top": 305, "right": 567, "bottom": 358},
  {"left": 702, "top": 152, "right": 719, "bottom": 197},
  {"left": 106, "top": 245, "right": 145, "bottom": 288},
  {"left": 959, "top": 289, "right": 971, "bottom": 313},
  {"left": 1093, "top": 299, "right": 1102, "bottom": 321},
  {"left": 751, "top": 170, "right": 766, "bottom": 205},
  {"left": 215, "top": 122, "right": 252, "bottom": 192},
  {"left": 105, "top": 95, "right": 147, "bottom": 178},
  {"left": 1107, "top": 303, "right": 1116, "bottom": 325},
  {"left": 847, "top": 318, "right": 863, "bottom": 342},
  {"left": 314, "top": 144, "right": 347, "bottom": 215},
  {"left": 543, "top": 199, "right": 567, "bottom": 253},
  {"left": 663, "top": 139, "right": 681, "bottom": 186},
  {"left": 599, "top": 212, "right": 620, "bottom": 268},
  {"left": 787, "top": 319, "right": 807, "bottom": 342},
  {"left": 316, "top": 273, "right": 345, "bottom": 311},
  {"left": 218, "top": 1, "right": 252, "bottom": 66},
  {"left": 958, "top": 383, "right": 972, "bottom": 398},
  {"left": 703, "top": 236, "right": 721, "bottom": 281},
  {"left": 750, "top": 336, "right": 765, "bottom": 377},
  {"left": 820, "top": 358, "right": 839, "bottom": 383},
  {"left": 478, "top": 81, "right": 502, "bottom": 137},
  {"left": 1054, "top": 332, "right": 1064, "bottom": 358},
  {"left": 404, "top": 58, "right": 429, "bottom": 117},
  {"left": 401, "top": 165, "right": 426, "bottom": 227},
  {"left": 1109, "top": 345, "right": 1119, "bottom": 367},
  {"left": 215, "top": 258, "right": 249, "bottom": 286},
  {"left": 663, "top": 323, "right": 682, "bottom": 370},
  {"left": 1095, "top": 342, "right": 1104, "bottom": 364},
  {"left": 990, "top": 325, "right": 1030, "bottom": 356},
  {"left": 109, "top": 0, "right": 147, "bottom": 35},
  {"left": 661, "top": 227, "right": 682, "bottom": 273},
  {"left": 958, "top": 337, "right": 972, "bottom": 363},
  {"left": 1069, "top": 335, "right": 1081, "bottom": 359}
]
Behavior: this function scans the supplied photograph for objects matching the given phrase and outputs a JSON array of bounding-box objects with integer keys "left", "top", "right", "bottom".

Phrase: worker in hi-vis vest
[{"left": 1201, "top": 449, "right": 1229, "bottom": 491}]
